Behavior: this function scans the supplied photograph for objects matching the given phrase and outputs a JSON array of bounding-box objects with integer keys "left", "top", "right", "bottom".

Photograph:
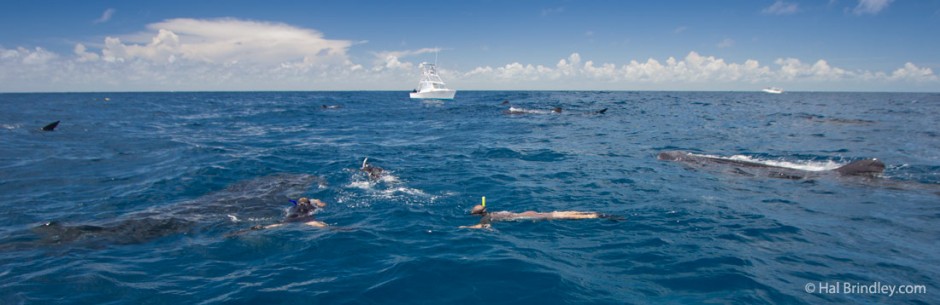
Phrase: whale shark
[
  {"left": 17, "top": 174, "right": 320, "bottom": 248},
  {"left": 657, "top": 150, "right": 885, "bottom": 180}
]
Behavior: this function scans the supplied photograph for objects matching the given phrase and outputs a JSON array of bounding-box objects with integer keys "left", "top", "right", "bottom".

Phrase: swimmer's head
[
  {"left": 552, "top": 107, "right": 562, "bottom": 113},
  {"left": 287, "top": 197, "right": 320, "bottom": 220},
  {"left": 470, "top": 204, "right": 487, "bottom": 215}
]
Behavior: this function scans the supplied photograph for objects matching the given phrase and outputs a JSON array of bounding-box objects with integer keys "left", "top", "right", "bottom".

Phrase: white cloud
[
  {"left": 853, "top": 0, "right": 894, "bottom": 15},
  {"left": 1, "top": 18, "right": 363, "bottom": 91},
  {"left": 889, "top": 62, "right": 937, "bottom": 81},
  {"left": 128, "top": 18, "right": 352, "bottom": 66},
  {"left": 674, "top": 26, "right": 688, "bottom": 34},
  {"left": 93, "top": 8, "right": 116, "bottom": 24},
  {"left": 73, "top": 43, "right": 99, "bottom": 62},
  {"left": 774, "top": 58, "right": 849, "bottom": 80},
  {"left": 1, "top": 46, "right": 58, "bottom": 65},
  {"left": 556, "top": 53, "right": 582, "bottom": 77},
  {"left": 371, "top": 47, "right": 441, "bottom": 72},
  {"left": 457, "top": 51, "right": 937, "bottom": 90},
  {"left": 763, "top": 1, "right": 799, "bottom": 15}
]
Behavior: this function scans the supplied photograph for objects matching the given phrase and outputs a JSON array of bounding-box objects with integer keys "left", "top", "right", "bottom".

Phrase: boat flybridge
[{"left": 409, "top": 63, "right": 456, "bottom": 100}]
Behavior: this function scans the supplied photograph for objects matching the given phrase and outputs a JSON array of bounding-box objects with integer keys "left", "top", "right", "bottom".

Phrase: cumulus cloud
[
  {"left": 853, "top": 0, "right": 894, "bottom": 15},
  {"left": 100, "top": 18, "right": 353, "bottom": 66},
  {"left": 889, "top": 62, "right": 937, "bottom": 81},
  {"left": 93, "top": 8, "right": 116, "bottom": 24},
  {"left": 1, "top": 18, "right": 361, "bottom": 91},
  {"left": 457, "top": 52, "right": 937, "bottom": 90},
  {"left": 1, "top": 46, "right": 58, "bottom": 65},
  {"left": 371, "top": 47, "right": 441, "bottom": 72},
  {"left": 763, "top": 1, "right": 799, "bottom": 15}
]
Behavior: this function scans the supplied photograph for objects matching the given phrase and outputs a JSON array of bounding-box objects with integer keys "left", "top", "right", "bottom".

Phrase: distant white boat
[
  {"left": 762, "top": 87, "right": 784, "bottom": 94},
  {"left": 410, "top": 63, "right": 456, "bottom": 100}
]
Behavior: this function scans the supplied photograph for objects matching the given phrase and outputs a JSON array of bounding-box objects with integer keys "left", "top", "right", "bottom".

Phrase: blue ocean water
[{"left": 0, "top": 91, "right": 938, "bottom": 304}]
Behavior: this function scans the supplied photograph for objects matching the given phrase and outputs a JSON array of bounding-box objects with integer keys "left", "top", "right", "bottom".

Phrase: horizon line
[{"left": 2, "top": 89, "right": 938, "bottom": 94}]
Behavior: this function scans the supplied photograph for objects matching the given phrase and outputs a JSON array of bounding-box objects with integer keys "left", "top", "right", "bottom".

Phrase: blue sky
[{"left": 1, "top": 0, "right": 938, "bottom": 92}]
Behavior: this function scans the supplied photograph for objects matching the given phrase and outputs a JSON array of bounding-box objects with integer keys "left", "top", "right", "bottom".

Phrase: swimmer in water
[
  {"left": 460, "top": 204, "right": 617, "bottom": 229},
  {"left": 228, "top": 197, "right": 328, "bottom": 236},
  {"left": 361, "top": 158, "right": 384, "bottom": 180}
]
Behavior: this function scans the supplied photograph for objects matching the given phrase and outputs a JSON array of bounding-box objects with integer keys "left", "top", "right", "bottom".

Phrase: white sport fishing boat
[
  {"left": 762, "top": 87, "right": 784, "bottom": 94},
  {"left": 410, "top": 63, "right": 456, "bottom": 100}
]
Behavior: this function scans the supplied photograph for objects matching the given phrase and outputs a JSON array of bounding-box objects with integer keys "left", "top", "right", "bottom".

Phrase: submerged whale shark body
[
  {"left": 657, "top": 151, "right": 885, "bottom": 180},
  {"left": 22, "top": 174, "right": 319, "bottom": 247}
]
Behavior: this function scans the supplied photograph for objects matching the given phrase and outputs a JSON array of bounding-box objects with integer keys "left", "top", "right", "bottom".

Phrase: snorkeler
[
  {"left": 460, "top": 204, "right": 617, "bottom": 229},
  {"left": 228, "top": 197, "right": 328, "bottom": 236},
  {"left": 361, "top": 158, "right": 384, "bottom": 180}
]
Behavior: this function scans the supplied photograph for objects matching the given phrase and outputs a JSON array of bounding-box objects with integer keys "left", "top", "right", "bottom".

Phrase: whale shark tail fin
[
  {"left": 362, "top": 158, "right": 369, "bottom": 170},
  {"left": 834, "top": 159, "right": 885, "bottom": 177},
  {"left": 42, "top": 120, "right": 60, "bottom": 131}
]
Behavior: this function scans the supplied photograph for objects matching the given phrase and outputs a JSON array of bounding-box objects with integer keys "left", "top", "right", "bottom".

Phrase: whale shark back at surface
[
  {"left": 657, "top": 151, "right": 885, "bottom": 178},
  {"left": 833, "top": 159, "right": 886, "bottom": 177}
]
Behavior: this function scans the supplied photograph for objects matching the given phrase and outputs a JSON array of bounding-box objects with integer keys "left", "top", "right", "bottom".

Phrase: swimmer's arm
[
  {"left": 459, "top": 223, "right": 491, "bottom": 229},
  {"left": 304, "top": 220, "right": 328, "bottom": 228}
]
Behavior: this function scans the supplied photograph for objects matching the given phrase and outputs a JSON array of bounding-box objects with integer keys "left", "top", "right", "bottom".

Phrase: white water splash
[{"left": 508, "top": 107, "right": 552, "bottom": 114}]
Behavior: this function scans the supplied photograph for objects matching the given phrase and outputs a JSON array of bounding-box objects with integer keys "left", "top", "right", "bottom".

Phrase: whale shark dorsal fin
[
  {"left": 42, "top": 120, "right": 60, "bottom": 131},
  {"left": 597, "top": 108, "right": 608, "bottom": 114},
  {"left": 835, "top": 159, "right": 885, "bottom": 177},
  {"left": 362, "top": 158, "right": 369, "bottom": 170}
]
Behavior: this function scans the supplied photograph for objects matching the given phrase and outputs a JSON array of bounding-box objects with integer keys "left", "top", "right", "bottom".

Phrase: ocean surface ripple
[{"left": 1, "top": 91, "right": 938, "bottom": 304}]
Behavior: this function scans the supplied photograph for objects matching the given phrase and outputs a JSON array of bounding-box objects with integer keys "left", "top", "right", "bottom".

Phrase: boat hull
[{"left": 410, "top": 89, "right": 456, "bottom": 100}]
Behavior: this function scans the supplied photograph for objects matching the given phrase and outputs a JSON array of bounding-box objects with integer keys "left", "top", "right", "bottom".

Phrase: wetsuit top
[{"left": 286, "top": 202, "right": 317, "bottom": 222}]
